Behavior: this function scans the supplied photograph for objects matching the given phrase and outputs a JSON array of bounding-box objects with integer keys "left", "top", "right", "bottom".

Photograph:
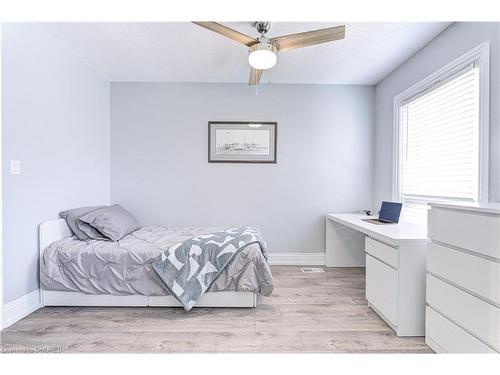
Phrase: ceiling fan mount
[
  {"left": 254, "top": 21, "right": 271, "bottom": 36},
  {"left": 193, "top": 21, "right": 346, "bottom": 85}
]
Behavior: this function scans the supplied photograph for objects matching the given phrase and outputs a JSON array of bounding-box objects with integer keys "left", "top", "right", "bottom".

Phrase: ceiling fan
[{"left": 193, "top": 22, "right": 346, "bottom": 85}]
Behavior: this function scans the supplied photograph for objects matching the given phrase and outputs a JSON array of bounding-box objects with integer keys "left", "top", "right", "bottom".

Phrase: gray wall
[
  {"left": 2, "top": 23, "right": 111, "bottom": 303},
  {"left": 111, "top": 83, "right": 374, "bottom": 254},
  {"left": 374, "top": 22, "right": 500, "bottom": 206}
]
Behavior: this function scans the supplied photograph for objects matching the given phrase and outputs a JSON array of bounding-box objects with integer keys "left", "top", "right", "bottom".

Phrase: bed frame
[{"left": 39, "top": 219, "right": 257, "bottom": 308}]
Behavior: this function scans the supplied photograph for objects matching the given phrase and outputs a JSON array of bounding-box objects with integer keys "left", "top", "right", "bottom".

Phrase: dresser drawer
[
  {"left": 428, "top": 242, "right": 500, "bottom": 305},
  {"left": 366, "top": 254, "right": 398, "bottom": 326},
  {"left": 365, "top": 237, "right": 399, "bottom": 268},
  {"left": 426, "top": 306, "right": 496, "bottom": 353},
  {"left": 426, "top": 274, "right": 500, "bottom": 350},
  {"left": 428, "top": 207, "right": 500, "bottom": 260}
]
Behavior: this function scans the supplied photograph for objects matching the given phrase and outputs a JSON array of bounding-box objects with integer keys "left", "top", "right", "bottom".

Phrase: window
[{"left": 394, "top": 43, "right": 489, "bottom": 223}]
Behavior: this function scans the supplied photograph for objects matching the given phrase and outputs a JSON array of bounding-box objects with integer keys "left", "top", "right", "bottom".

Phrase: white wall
[
  {"left": 1, "top": 23, "right": 111, "bottom": 303},
  {"left": 374, "top": 22, "right": 500, "bottom": 207},
  {"left": 111, "top": 83, "right": 374, "bottom": 254}
]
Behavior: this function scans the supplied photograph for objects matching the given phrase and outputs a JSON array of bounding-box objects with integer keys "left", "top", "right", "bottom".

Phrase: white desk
[
  {"left": 326, "top": 213, "right": 427, "bottom": 266},
  {"left": 325, "top": 213, "right": 428, "bottom": 336}
]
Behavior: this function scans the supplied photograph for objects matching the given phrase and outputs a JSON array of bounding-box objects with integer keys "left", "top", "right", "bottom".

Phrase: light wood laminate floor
[{"left": 0, "top": 266, "right": 431, "bottom": 353}]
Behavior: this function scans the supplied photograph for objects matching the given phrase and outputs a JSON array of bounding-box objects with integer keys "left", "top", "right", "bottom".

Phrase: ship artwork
[{"left": 208, "top": 121, "right": 277, "bottom": 163}]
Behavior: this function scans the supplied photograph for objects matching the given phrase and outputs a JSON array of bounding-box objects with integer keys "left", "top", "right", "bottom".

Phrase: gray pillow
[
  {"left": 77, "top": 204, "right": 140, "bottom": 241},
  {"left": 59, "top": 206, "right": 106, "bottom": 240}
]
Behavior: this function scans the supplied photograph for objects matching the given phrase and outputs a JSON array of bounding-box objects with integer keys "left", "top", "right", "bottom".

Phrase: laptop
[{"left": 362, "top": 201, "right": 402, "bottom": 225}]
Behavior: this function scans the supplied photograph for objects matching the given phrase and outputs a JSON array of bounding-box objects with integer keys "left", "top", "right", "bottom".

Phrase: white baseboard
[
  {"left": 268, "top": 252, "right": 325, "bottom": 266},
  {"left": 2, "top": 289, "right": 41, "bottom": 329}
]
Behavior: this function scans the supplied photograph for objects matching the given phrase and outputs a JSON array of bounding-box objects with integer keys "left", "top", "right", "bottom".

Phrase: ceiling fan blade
[
  {"left": 270, "top": 25, "right": 345, "bottom": 52},
  {"left": 192, "top": 22, "right": 258, "bottom": 47},
  {"left": 249, "top": 67, "right": 263, "bottom": 86}
]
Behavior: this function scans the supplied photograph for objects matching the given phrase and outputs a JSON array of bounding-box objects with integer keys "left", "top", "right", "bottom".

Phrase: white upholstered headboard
[
  {"left": 39, "top": 219, "right": 72, "bottom": 255},
  {"left": 38, "top": 219, "right": 72, "bottom": 305}
]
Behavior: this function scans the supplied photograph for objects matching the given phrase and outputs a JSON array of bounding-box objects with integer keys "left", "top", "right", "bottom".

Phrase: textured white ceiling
[{"left": 36, "top": 22, "right": 450, "bottom": 84}]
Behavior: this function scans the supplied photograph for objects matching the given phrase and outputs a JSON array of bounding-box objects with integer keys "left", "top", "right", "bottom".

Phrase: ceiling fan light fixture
[{"left": 248, "top": 42, "right": 277, "bottom": 70}]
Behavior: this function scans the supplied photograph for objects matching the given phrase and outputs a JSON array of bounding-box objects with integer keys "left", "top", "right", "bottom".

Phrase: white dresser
[{"left": 426, "top": 202, "right": 500, "bottom": 353}]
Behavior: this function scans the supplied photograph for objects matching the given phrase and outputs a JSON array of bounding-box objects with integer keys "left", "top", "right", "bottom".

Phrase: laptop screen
[{"left": 379, "top": 201, "right": 403, "bottom": 223}]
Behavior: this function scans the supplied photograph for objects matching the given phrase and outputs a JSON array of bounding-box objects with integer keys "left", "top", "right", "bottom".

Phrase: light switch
[{"left": 10, "top": 160, "right": 21, "bottom": 175}]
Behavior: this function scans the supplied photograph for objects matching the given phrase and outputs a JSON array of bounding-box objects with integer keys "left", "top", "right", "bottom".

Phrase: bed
[{"left": 39, "top": 219, "right": 273, "bottom": 308}]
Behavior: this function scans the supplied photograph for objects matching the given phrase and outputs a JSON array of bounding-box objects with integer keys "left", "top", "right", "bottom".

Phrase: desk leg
[{"left": 325, "top": 218, "right": 366, "bottom": 267}]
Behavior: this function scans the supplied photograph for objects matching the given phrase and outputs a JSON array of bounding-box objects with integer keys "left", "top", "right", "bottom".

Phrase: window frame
[{"left": 392, "top": 42, "right": 490, "bottom": 205}]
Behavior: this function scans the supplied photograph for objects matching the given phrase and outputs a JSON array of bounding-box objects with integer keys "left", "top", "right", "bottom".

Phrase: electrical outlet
[{"left": 10, "top": 160, "right": 21, "bottom": 175}]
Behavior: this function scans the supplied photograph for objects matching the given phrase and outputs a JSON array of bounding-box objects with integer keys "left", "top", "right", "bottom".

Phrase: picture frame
[{"left": 208, "top": 121, "right": 277, "bottom": 163}]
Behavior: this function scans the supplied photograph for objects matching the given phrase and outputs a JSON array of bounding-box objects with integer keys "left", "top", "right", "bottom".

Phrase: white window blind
[{"left": 400, "top": 63, "right": 480, "bottom": 210}]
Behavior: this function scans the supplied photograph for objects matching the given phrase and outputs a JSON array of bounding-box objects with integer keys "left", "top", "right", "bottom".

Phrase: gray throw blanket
[{"left": 152, "top": 227, "right": 267, "bottom": 310}]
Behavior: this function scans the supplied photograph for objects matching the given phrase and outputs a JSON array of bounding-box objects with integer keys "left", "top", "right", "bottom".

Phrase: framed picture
[{"left": 208, "top": 121, "right": 277, "bottom": 163}]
